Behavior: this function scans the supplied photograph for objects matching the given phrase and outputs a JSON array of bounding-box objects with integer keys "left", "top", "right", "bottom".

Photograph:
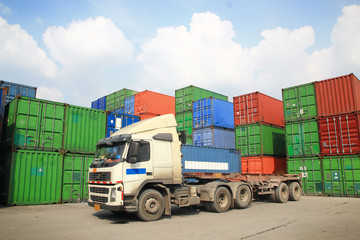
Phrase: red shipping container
[
  {"left": 134, "top": 90, "right": 175, "bottom": 116},
  {"left": 233, "top": 92, "right": 284, "bottom": 127},
  {"left": 241, "top": 156, "right": 286, "bottom": 174},
  {"left": 318, "top": 113, "right": 360, "bottom": 156},
  {"left": 315, "top": 73, "right": 360, "bottom": 117},
  {"left": 138, "top": 112, "right": 160, "bottom": 121}
]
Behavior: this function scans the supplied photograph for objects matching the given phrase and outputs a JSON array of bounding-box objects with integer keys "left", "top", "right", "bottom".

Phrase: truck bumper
[{"left": 88, "top": 201, "right": 137, "bottom": 213}]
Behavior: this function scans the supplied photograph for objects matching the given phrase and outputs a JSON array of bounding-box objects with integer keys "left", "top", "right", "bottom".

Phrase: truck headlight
[{"left": 110, "top": 188, "right": 116, "bottom": 202}]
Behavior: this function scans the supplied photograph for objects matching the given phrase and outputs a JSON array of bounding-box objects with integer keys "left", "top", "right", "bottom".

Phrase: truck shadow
[{"left": 92, "top": 205, "right": 203, "bottom": 223}]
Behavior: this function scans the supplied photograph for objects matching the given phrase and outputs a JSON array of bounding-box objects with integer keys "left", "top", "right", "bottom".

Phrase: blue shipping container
[
  {"left": 124, "top": 96, "right": 135, "bottom": 115},
  {"left": 110, "top": 108, "right": 124, "bottom": 115},
  {"left": 193, "top": 127, "right": 235, "bottom": 149},
  {"left": 181, "top": 144, "right": 241, "bottom": 173},
  {"left": 0, "top": 80, "right": 36, "bottom": 104},
  {"left": 106, "top": 113, "right": 140, "bottom": 137},
  {"left": 98, "top": 96, "right": 106, "bottom": 110},
  {"left": 91, "top": 100, "right": 98, "bottom": 109},
  {"left": 193, "top": 97, "right": 234, "bottom": 130}
]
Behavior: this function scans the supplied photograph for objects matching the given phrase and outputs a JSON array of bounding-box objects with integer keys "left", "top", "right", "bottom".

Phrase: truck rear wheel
[
  {"left": 289, "top": 182, "right": 301, "bottom": 201},
  {"left": 137, "top": 189, "right": 164, "bottom": 221},
  {"left": 234, "top": 185, "right": 252, "bottom": 209},
  {"left": 275, "top": 183, "right": 289, "bottom": 203},
  {"left": 210, "top": 187, "right": 231, "bottom": 213}
]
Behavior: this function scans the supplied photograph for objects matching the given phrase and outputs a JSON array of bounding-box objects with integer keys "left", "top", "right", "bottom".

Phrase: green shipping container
[
  {"left": 63, "top": 105, "right": 106, "bottom": 154},
  {"left": 235, "top": 124, "right": 285, "bottom": 157},
  {"left": 287, "top": 158, "right": 323, "bottom": 195},
  {"left": 282, "top": 83, "right": 317, "bottom": 122},
  {"left": 62, "top": 153, "right": 94, "bottom": 203},
  {"left": 3, "top": 96, "right": 65, "bottom": 151},
  {"left": 286, "top": 120, "right": 320, "bottom": 157},
  {"left": 106, "top": 89, "right": 138, "bottom": 111},
  {"left": 323, "top": 155, "right": 360, "bottom": 197},
  {"left": 176, "top": 110, "right": 193, "bottom": 144},
  {"left": 0, "top": 150, "right": 63, "bottom": 205},
  {"left": 175, "top": 86, "right": 228, "bottom": 113},
  {"left": 106, "top": 92, "right": 116, "bottom": 111}
]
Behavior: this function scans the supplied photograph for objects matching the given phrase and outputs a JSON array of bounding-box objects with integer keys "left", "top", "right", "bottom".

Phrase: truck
[{"left": 87, "top": 114, "right": 302, "bottom": 221}]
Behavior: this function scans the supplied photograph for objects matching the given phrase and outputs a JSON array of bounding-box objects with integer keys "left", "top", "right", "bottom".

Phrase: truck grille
[
  {"left": 90, "top": 187, "right": 109, "bottom": 194},
  {"left": 91, "top": 195, "right": 108, "bottom": 203},
  {"left": 89, "top": 172, "right": 111, "bottom": 181}
]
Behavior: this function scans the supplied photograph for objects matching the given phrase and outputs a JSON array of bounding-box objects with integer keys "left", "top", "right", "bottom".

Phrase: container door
[
  {"left": 323, "top": 157, "right": 343, "bottom": 196},
  {"left": 341, "top": 156, "right": 360, "bottom": 197}
]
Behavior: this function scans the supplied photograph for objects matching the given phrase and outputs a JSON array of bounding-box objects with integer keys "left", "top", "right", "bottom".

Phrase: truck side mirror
[{"left": 127, "top": 142, "right": 139, "bottom": 163}]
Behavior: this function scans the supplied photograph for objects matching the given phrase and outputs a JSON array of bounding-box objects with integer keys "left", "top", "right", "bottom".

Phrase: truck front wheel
[
  {"left": 210, "top": 187, "right": 231, "bottom": 213},
  {"left": 137, "top": 189, "right": 164, "bottom": 221}
]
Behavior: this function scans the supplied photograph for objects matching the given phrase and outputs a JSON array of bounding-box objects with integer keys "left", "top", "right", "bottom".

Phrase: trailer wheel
[
  {"left": 275, "top": 183, "right": 289, "bottom": 203},
  {"left": 136, "top": 189, "right": 164, "bottom": 221},
  {"left": 289, "top": 182, "right": 301, "bottom": 201},
  {"left": 234, "top": 185, "right": 252, "bottom": 209},
  {"left": 210, "top": 187, "right": 231, "bottom": 213}
]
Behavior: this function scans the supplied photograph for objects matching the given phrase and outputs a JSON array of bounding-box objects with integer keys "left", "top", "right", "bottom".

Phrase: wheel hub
[{"left": 144, "top": 197, "right": 159, "bottom": 214}]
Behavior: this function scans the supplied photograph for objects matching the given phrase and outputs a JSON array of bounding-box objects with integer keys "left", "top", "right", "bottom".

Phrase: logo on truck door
[{"left": 126, "top": 168, "right": 147, "bottom": 175}]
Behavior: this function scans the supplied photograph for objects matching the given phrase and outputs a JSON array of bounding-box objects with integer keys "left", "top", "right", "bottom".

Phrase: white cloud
[
  {"left": 37, "top": 86, "right": 64, "bottom": 102},
  {"left": 0, "top": 2, "right": 11, "bottom": 15},
  {"left": 43, "top": 16, "right": 134, "bottom": 68},
  {"left": 0, "top": 17, "right": 59, "bottom": 80}
]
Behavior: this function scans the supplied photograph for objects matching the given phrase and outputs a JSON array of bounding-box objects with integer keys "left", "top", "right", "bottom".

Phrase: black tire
[
  {"left": 234, "top": 185, "right": 252, "bottom": 209},
  {"left": 289, "top": 182, "right": 301, "bottom": 201},
  {"left": 210, "top": 187, "right": 231, "bottom": 213},
  {"left": 275, "top": 182, "right": 289, "bottom": 203},
  {"left": 136, "top": 189, "right": 164, "bottom": 221}
]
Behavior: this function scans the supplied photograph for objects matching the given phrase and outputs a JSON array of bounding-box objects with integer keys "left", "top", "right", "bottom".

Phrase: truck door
[{"left": 122, "top": 140, "right": 153, "bottom": 194}]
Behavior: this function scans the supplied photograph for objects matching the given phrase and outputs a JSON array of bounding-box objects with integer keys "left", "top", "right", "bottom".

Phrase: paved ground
[{"left": 0, "top": 196, "right": 360, "bottom": 240}]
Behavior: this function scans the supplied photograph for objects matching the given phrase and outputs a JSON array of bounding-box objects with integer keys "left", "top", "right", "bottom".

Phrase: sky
[{"left": 1, "top": 0, "right": 360, "bottom": 107}]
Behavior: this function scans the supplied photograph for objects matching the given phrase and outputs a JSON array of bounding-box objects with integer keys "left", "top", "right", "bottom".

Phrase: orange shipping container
[
  {"left": 138, "top": 112, "right": 160, "bottom": 121},
  {"left": 315, "top": 73, "right": 360, "bottom": 117},
  {"left": 241, "top": 156, "right": 286, "bottom": 175},
  {"left": 134, "top": 90, "right": 175, "bottom": 116},
  {"left": 233, "top": 92, "right": 284, "bottom": 127}
]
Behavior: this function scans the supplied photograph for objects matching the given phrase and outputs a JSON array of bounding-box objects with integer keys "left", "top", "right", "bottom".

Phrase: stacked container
[
  {"left": 91, "top": 88, "right": 138, "bottom": 112},
  {"left": 106, "top": 113, "right": 140, "bottom": 137},
  {"left": 0, "top": 80, "right": 37, "bottom": 105},
  {"left": 0, "top": 87, "right": 8, "bottom": 138},
  {"left": 233, "top": 92, "right": 286, "bottom": 175},
  {"left": 175, "top": 86, "right": 228, "bottom": 144},
  {"left": 134, "top": 90, "right": 175, "bottom": 120},
  {"left": 192, "top": 97, "right": 235, "bottom": 148},
  {"left": 285, "top": 73, "right": 360, "bottom": 197},
  {"left": 0, "top": 96, "right": 106, "bottom": 205}
]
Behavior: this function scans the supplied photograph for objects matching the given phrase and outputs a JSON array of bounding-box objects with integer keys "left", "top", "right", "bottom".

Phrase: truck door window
[{"left": 128, "top": 141, "right": 150, "bottom": 162}]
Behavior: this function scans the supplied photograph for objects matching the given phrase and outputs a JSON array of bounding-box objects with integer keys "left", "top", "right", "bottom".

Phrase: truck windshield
[{"left": 91, "top": 142, "right": 126, "bottom": 168}]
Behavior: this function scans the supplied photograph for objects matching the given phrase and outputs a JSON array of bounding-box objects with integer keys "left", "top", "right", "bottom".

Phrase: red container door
[
  {"left": 318, "top": 113, "right": 360, "bottom": 156},
  {"left": 315, "top": 73, "right": 360, "bottom": 117},
  {"left": 233, "top": 92, "right": 284, "bottom": 127},
  {"left": 241, "top": 156, "right": 286, "bottom": 174}
]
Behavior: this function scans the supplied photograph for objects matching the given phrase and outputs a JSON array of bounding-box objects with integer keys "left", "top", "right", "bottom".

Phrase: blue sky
[{"left": 1, "top": 0, "right": 360, "bottom": 107}]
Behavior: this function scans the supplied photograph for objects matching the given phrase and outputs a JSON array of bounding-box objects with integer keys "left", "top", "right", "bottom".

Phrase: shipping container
[
  {"left": 233, "top": 92, "right": 284, "bottom": 127},
  {"left": 134, "top": 90, "right": 175, "bottom": 116},
  {"left": 0, "top": 150, "right": 63, "bottom": 205},
  {"left": 62, "top": 153, "right": 94, "bottom": 203},
  {"left": 97, "top": 96, "right": 106, "bottom": 110},
  {"left": 322, "top": 155, "right": 360, "bottom": 197},
  {"left": 175, "top": 85, "right": 228, "bottom": 113},
  {"left": 63, "top": 105, "right": 106, "bottom": 154},
  {"left": 287, "top": 157, "right": 323, "bottom": 195},
  {"left": 193, "top": 127, "right": 235, "bottom": 149},
  {"left": 0, "top": 80, "right": 37, "bottom": 105},
  {"left": 176, "top": 111, "right": 193, "bottom": 140},
  {"left": 282, "top": 83, "right": 317, "bottom": 122},
  {"left": 91, "top": 100, "right": 97, "bottom": 109},
  {"left": 286, "top": 119, "right": 320, "bottom": 157},
  {"left": 315, "top": 73, "right": 360, "bottom": 117},
  {"left": 0, "top": 87, "right": 8, "bottom": 138},
  {"left": 235, "top": 123, "right": 286, "bottom": 157},
  {"left": 318, "top": 113, "right": 360, "bottom": 156},
  {"left": 106, "top": 113, "right": 140, "bottom": 137},
  {"left": 2, "top": 96, "right": 66, "bottom": 151},
  {"left": 241, "top": 156, "right": 286, "bottom": 175},
  {"left": 181, "top": 144, "right": 241, "bottom": 173},
  {"left": 124, "top": 95, "right": 135, "bottom": 115},
  {"left": 106, "top": 92, "right": 116, "bottom": 111},
  {"left": 105, "top": 89, "right": 138, "bottom": 111},
  {"left": 193, "top": 97, "right": 234, "bottom": 130}
]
